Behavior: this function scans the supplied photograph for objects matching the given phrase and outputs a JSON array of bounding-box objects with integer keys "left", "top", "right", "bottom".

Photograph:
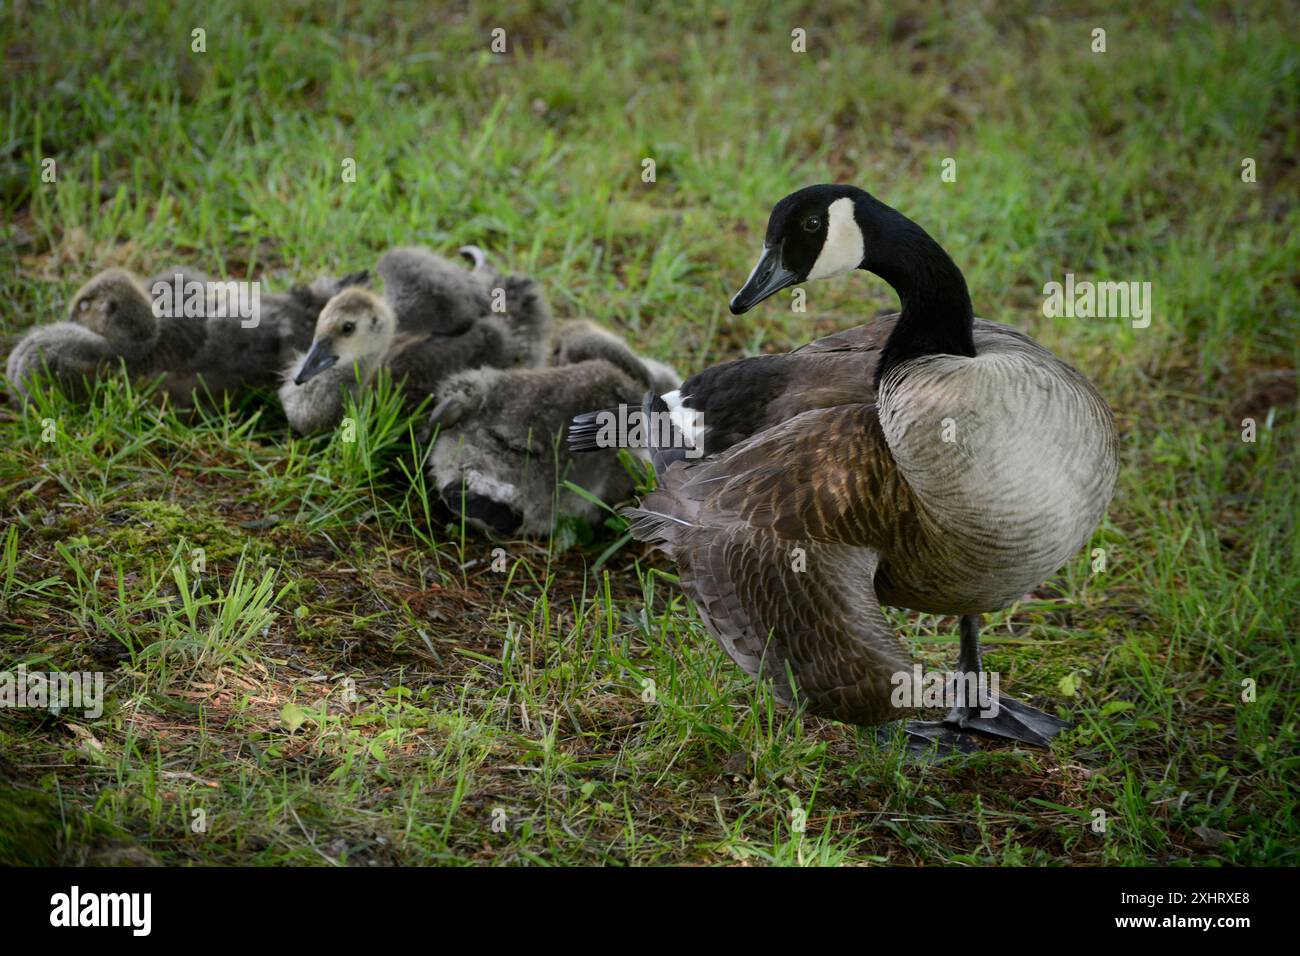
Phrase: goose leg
[
  {"left": 940, "top": 614, "right": 1071, "bottom": 747},
  {"left": 875, "top": 616, "right": 990, "bottom": 759}
]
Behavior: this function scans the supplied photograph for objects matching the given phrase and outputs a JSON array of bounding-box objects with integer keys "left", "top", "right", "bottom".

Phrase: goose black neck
[{"left": 859, "top": 200, "right": 975, "bottom": 385}]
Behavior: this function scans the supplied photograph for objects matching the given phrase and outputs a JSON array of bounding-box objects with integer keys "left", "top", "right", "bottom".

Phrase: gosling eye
[
  {"left": 78, "top": 299, "right": 90, "bottom": 312},
  {"left": 105, "top": 300, "right": 117, "bottom": 316},
  {"left": 340, "top": 321, "right": 356, "bottom": 336},
  {"left": 802, "top": 215, "right": 821, "bottom": 233}
]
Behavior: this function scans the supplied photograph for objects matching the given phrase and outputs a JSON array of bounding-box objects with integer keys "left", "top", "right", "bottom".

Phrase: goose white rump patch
[
  {"left": 662, "top": 389, "right": 706, "bottom": 450},
  {"left": 807, "top": 196, "right": 864, "bottom": 280}
]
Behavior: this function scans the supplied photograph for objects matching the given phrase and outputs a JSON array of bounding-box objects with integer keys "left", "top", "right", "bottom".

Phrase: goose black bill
[{"left": 729, "top": 244, "right": 798, "bottom": 314}]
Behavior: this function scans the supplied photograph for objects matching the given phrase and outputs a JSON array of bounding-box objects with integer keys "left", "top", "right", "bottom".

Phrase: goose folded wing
[
  {"left": 646, "top": 403, "right": 916, "bottom": 548},
  {"left": 675, "top": 341, "right": 885, "bottom": 458},
  {"left": 630, "top": 498, "right": 908, "bottom": 723},
  {"left": 790, "top": 318, "right": 894, "bottom": 354},
  {"left": 627, "top": 405, "right": 917, "bottom": 723}
]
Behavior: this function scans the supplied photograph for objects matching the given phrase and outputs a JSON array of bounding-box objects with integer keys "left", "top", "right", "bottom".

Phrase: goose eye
[
  {"left": 802, "top": 216, "right": 821, "bottom": 233},
  {"left": 341, "top": 321, "right": 356, "bottom": 335}
]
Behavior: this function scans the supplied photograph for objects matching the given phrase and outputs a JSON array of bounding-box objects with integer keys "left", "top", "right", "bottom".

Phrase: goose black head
[
  {"left": 730, "top": 184, "right": 871, "bottom": 315},
  {"left": 294, "top": 287, "right": 395, "bottom": 385},
  {"left": 70, "top": 269, "right": 159, "bottom": 355}
]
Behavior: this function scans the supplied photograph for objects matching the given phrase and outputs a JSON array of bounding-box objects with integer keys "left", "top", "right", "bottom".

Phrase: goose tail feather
[
  {"left": 567, "top": 406, "right": 620, "bottom": 453},
  {"left": 568, "top": 391, "right": 695, "bottom": 472}
]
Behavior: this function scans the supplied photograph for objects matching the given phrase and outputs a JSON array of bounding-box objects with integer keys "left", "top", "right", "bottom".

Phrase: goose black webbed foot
[
  {"left": 933, "top": 613, "right": 1072, "bottom": 748},
  {"left": 876, "top": 720, "right": 979, "bottom": 761},
  {"left": 942, "top": 695, "right": 1070, "bottom": 747}
]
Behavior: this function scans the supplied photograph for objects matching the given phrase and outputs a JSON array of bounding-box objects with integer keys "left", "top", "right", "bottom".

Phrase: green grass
[{"left": 1, "top": 0, "right": 1296, "bottom": 865}]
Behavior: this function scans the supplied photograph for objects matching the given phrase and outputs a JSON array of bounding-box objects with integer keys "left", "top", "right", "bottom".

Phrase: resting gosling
[
  {"left": 377, "top": 245, "right": 552, "bottom": 361},
  {"left": 423, "top": 320, "right": 680, "bottom": 537},
  {"left": 280, "top": 285, "right": 532, "bottom": 434},
  {"left": 7, "top": 267, "right": 343, "bottom": 408}
]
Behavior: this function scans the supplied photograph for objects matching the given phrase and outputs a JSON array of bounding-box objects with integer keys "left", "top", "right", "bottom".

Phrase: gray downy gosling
[
  {"left": 280, "top": 285, "right": 535, "bottom": 434},
  {"left": 7, "top": 267, "right": 347, "bottom": 408},
  {"left": 377, "top": 245, "right": 553, "bottom": 366},
  {"left": 423, "top": 319, "right": 680, "bottom": 537}
]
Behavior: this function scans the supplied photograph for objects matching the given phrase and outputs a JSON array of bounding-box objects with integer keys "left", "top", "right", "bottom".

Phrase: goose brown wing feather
[
  {"left": 790, "top": 316, "right": 896, "bottom": 354},
  {"left": 627, "top": 404, "right": 918, "bottom": 724},
  {"left": 691, "top": 531, "right": 908, "bottom": 724},
  {"left": 677, "top": 348, "right": 882, "bottom": 455},
  {"left": 654, "top": 404, "right": 917, "bottom": 550},
  {"left": 630, "top": 484, "right": 909, "bottom": 723}
]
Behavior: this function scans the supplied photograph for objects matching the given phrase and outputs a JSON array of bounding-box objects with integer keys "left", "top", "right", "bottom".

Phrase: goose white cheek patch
[{"left": 807, "top": 196, "right": 865, "bottom": 280}]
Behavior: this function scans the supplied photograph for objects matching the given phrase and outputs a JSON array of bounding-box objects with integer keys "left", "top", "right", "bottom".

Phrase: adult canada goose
[
  {"left": 280, "top": 274, "right": 545, "bottom": 434},
  {"left": 377, "top": 245, "right": 553, "bottom": 364},
  {"left": 578, "top": 184, "right": 1118, "bottom": 750},
  {"left": 6, "top": 267, "right": 359, "bottom": 408},
  {"left": 424, "top": 319, "right": 680, "bottom": 536}
]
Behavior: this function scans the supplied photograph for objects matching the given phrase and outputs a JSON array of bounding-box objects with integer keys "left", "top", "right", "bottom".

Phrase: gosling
[
  {"left": 7, "top": 267, "right": 367, "bottom": 408},
  {"left": 423, "top": 319, "right": 680, "bottom": 537},
  {"left": 279, "top": 286, "right": 529, "bottom": 434},
  {"left": 377, "top": 245, "right": 553, "bottom": 364}
]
